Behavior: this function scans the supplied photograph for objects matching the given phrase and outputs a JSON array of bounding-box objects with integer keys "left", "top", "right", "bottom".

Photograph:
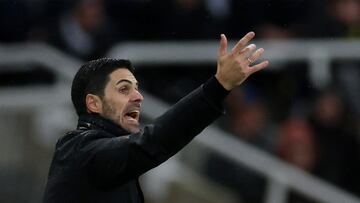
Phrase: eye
[{"left": 118, "top": 86, "right": 130, "bottom": 94}]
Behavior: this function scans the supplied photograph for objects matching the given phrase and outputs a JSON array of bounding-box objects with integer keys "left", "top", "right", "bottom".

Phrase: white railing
[
  {"left": 108, "top": 39, "right": 360, "bottom": 89},
  {"left": 1, "top": 41, "right": 360, "bottom": 203},
  {"left": 0, "top": 43, "right": 82, "bottom": 82}
]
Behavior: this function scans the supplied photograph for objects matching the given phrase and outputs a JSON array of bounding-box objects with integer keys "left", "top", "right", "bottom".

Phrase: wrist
[
  {"left": 203, "top": 76, "right": 230, "bottom": 104},
  {"left": 215, "top": 74, "right": 233, "bottom": 90}
]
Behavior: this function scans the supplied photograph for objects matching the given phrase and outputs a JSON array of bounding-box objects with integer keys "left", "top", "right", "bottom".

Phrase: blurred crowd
[
  {"left": 1, "top": 0, "right": 360, "bottom": 203},
  {"left": 1, "top": 0, "right": 360, "bottom": 59},
  {"left": 206, "top": 83, "right": 360, "bottom": 203}
]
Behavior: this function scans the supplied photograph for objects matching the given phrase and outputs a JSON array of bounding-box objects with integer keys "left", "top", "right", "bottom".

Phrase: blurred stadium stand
[
  {"left": 0, "top": 40, "right": 359, "bottom": 203},
  {"left": 1, "top": 0, "right": 360, "bottom": 202}
]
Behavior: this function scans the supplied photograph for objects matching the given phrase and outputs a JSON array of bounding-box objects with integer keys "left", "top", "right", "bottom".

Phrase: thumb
[{"left": 218, "top": 34, "right": 227, "bottom": 57}]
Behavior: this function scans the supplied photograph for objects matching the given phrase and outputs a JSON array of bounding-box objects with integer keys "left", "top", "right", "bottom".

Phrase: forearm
[{"left": 142, "top": 76, "right": 229, "bottom": 158}]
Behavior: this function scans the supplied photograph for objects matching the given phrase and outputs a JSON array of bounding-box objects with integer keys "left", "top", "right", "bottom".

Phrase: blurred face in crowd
[
  {"left": 88, "top": 68, "right": 144, "bottom": 133},
  {"left": 284, "top": 138, "right": 316, "bottom": 171},
  {"left": 75, "top": 0, "right": 104, "bottom": 32},
  {"left": 331, "top": 0, "right": 360, "bottom": 25},
  {"left": 233, "top": 102, "right": 267, "bottom": 139},
  {"left": 278, "top": 119, "right": 316, "bottom": 171},
  {"left": 314, "top": 92, "right": 343, "bottom": 126}
]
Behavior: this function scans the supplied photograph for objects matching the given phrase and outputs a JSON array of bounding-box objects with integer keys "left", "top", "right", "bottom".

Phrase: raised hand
[{"left": 215, "top": 32, "right": 269, "bottom": 90}]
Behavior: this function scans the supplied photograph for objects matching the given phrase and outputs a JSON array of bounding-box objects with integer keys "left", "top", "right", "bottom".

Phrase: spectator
[
  {"left": 44, "top": 0, "right": 115, "bottom": 60},
  {"left": 277, "top": 117, "right": 319, "bottom": 203},
  {"left": 306, "top": 0, "right": 360, "bottom": 38},
  {"left": 308, "top": 90, "right": 360, "bottom": 195},
  {"left": 277, "top": 118, "right": 317, "bottom": 171},
  {"left": 304, "top": 0, "right": 360, "bottom": 121},
  {"left": 226, "top": 85, "right": 277, "bottom": 152}
]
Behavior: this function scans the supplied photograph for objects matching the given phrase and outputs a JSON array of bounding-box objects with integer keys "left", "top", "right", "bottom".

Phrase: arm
[
  {"left": 83, "top": 77, "right": 227, "bottom": 188},
  {"left": 84, "top": 32, "right": 269, "bottom": 187}
]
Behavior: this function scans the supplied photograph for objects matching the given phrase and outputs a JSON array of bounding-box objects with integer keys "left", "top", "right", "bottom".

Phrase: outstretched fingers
[
  {"left": 218, "top": 34, "right": 228, "bottom": 57},
  {"left": 239, "top": 44, "right": 257, "bottom": 59},
  {"left": 246, "top": 47, "right": 264, "bottom": 65},
  {"left": 247, "top": 47, "right": 268, "bottom": 74},
  {"left": 248, "top": 60, "right": 269, "bottom": 74},
  {"left": 231, "top": 32, "right": 255, "bottom": 54},
  {"left": 215, "top": 32, "right": 269, "bottom": 90}
]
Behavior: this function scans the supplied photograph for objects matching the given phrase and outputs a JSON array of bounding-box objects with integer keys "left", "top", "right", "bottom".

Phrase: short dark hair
[{"left": 71, "top": 58, "right": 134, "bottom": 116}]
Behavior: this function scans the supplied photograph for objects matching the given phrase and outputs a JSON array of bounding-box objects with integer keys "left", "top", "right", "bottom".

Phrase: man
[{"left": 43, "top": 32, "right": 269, "bottom": 203}]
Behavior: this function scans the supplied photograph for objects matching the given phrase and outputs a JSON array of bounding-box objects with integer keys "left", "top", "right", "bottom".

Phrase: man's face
[{"left": 100, "top": 68, "right": 143, "bottom": 133}]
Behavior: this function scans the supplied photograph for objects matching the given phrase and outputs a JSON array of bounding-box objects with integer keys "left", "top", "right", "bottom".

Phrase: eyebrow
[{"left": 116, "top": 79, "right": 138, "bottom": 87}]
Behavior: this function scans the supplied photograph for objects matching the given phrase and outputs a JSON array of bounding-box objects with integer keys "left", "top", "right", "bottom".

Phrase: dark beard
[{"left": 101, "top": 100, "right": 120, "bottom": 125}]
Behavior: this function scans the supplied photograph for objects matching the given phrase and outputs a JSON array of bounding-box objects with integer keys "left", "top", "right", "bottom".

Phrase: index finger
[{"left": 231, "top": 32, "right": 255, "bottom": 54}]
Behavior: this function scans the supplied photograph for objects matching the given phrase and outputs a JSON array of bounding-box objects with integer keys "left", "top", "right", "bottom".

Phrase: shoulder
[
  {"left": 54, "top": 129, "right": 114, "bottom": 157},
  {"left": 63, "top": 128, "right": 117, "bottom": 146}
]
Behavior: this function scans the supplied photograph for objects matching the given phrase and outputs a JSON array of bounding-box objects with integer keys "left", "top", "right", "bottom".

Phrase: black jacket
[{"left": 43, "top": 77, "right": 229, "bottom": 203}]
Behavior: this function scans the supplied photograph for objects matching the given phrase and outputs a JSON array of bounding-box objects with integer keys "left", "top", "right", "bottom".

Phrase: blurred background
[{"left": 0, "top": 0, "right": 360, "bottom": 202}]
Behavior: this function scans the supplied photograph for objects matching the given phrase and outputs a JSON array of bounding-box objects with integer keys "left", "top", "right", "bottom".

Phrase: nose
[{"left": 131, "top": 89, "right": 144, "bottom": 103}]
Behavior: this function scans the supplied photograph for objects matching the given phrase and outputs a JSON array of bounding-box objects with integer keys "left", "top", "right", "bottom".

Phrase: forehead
[{"left": 108, "top": 68, "right": 137, "bottom": 84}]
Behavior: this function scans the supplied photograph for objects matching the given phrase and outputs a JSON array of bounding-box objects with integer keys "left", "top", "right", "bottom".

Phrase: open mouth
[{"left": 124, "top": 110, "right": 140, "bottom": 122}]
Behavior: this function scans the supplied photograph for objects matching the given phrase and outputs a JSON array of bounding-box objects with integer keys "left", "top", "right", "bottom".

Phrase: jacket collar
[{"left": 77, "top": 113, "right": 129, "bottom": 136}]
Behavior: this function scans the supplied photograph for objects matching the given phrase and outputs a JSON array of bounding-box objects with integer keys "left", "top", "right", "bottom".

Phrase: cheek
[
  {"left": 110, "top": 97, "right": 128, "bottom": 116},
  {"left": 104, "top": 88, "right": 130, "bottom": 116}
]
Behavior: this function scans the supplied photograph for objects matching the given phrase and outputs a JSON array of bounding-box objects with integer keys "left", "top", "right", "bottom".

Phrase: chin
[
  {"left": 127, "top": 127, "right": 140, "bottom": 134},
  {"left": 123, "top": 124, "right": 140, "bottom": 134}
]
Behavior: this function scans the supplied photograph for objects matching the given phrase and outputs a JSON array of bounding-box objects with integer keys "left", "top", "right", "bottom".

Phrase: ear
[{"left": 85, "top": 94, "right": 103, "bottom": 114}]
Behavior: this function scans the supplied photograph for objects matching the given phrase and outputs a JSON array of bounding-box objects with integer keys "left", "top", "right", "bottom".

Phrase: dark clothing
[
  {"left": 308, "top": 116, "right": 360, "bottom": 195},
  {"left": 43, "top": 77, "right": 229, "bottom": 203}
]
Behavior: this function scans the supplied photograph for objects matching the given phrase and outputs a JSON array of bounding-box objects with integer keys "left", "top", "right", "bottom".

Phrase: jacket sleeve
[{"left": 82, "top": 76, "right": 229, "bottom": 188}]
